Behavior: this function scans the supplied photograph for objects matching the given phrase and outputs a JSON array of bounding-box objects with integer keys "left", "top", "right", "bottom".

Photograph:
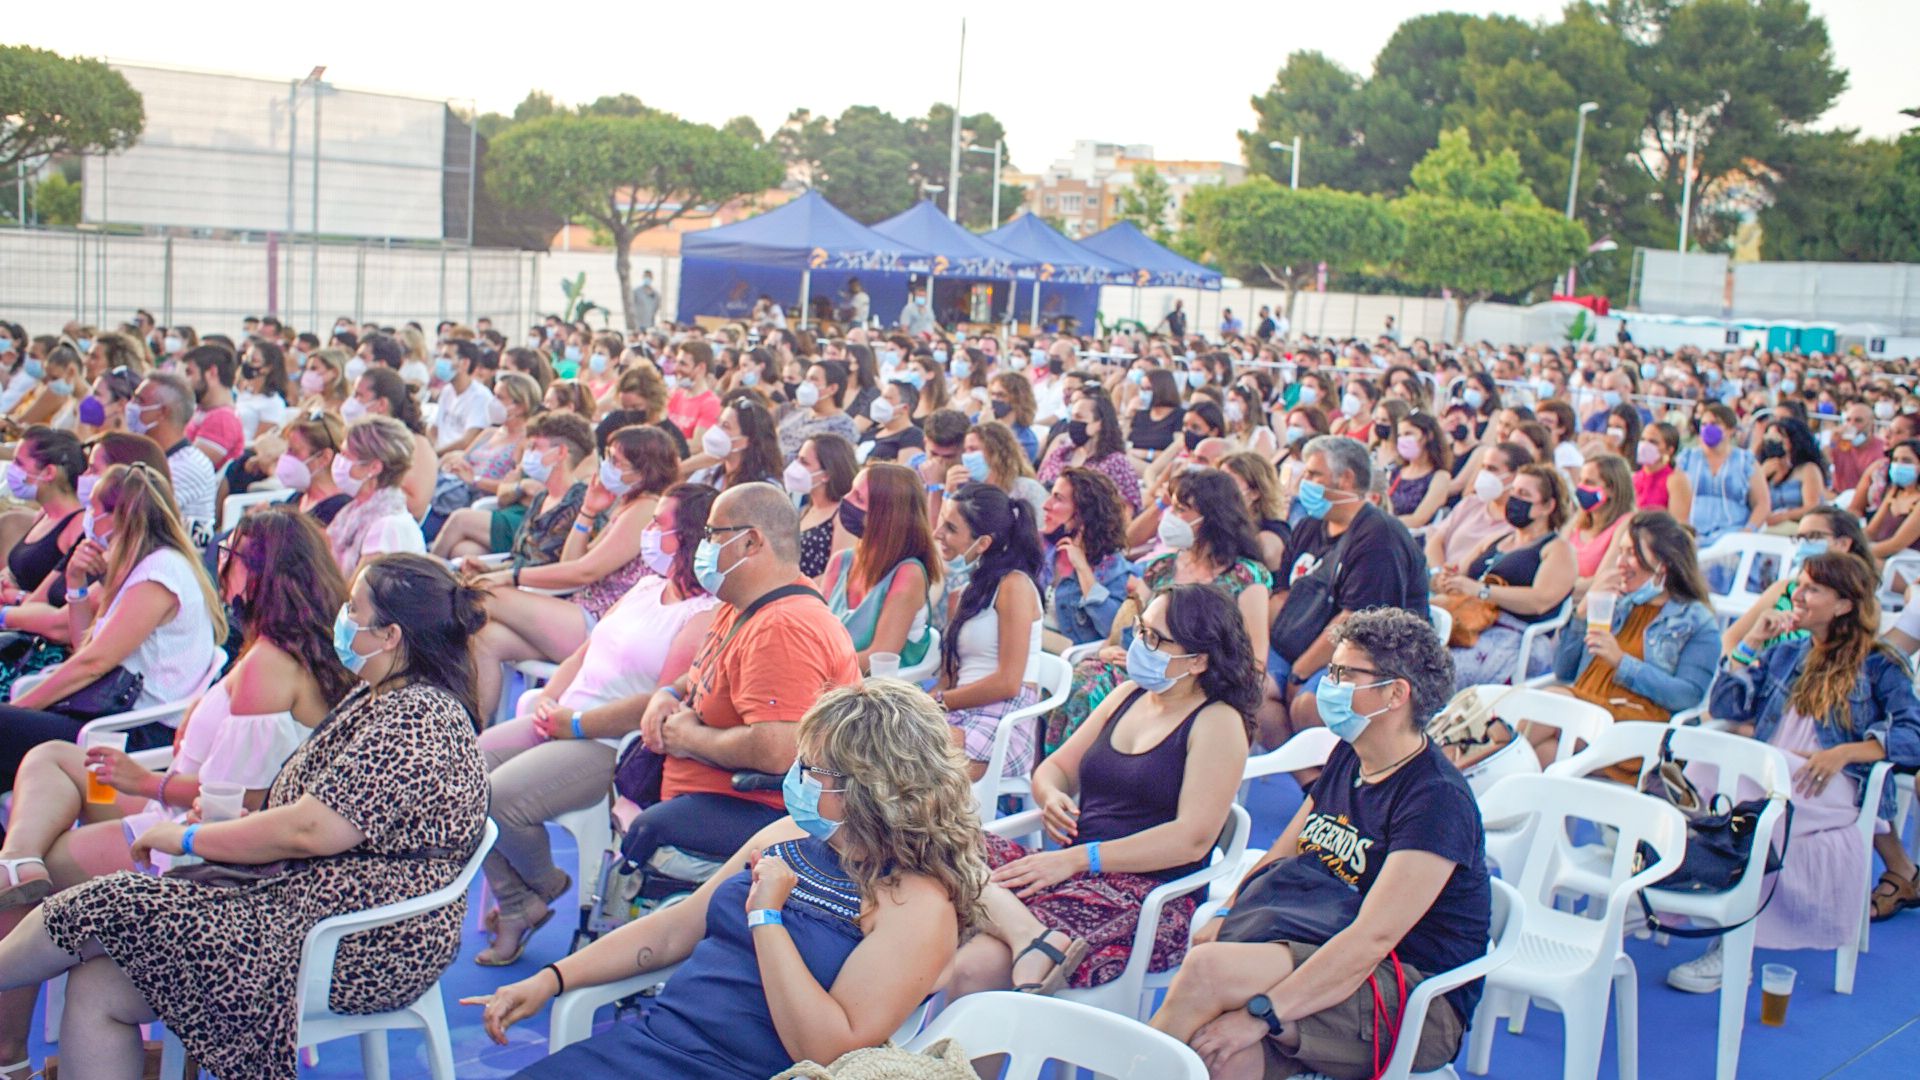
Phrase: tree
[
  {"left": 1761, "top": 116, "right": 1920, "bottom": 263},
  {"left": 0, "top": 46, "right": 144, "bottom": 175},
  {"left": 1115, "top": 165, "right": 1174, "bottom": 242},
  {"left": 488, "top": 115, "right": 782, "bottom": 328},
  {"left": 771, "top": 103, "right": 1018, "bottom": 226},
  {"left": 1184, "top": 179, "right": 1404, "bottom": 323},
  {"left": 32, "top": 172, "right": 81, "bottom": 225},
  {"left": 722, "top": 115, "right": 766, "bottom": 146},
  {"left": 1239, "top": 52, "right": 1382, "bottom": 194},
  {"left": 1394, "top": 130, "right": 1589, "bottom": 338}
]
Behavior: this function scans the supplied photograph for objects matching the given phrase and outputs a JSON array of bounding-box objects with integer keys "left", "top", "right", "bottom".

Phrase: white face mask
[
  {"left": 332, "top": 454, "right": 367, "bottom": 497},
  {"left": 486, "top": 396, "right": 509, "bottom": 426},
  {"left": 300, "top": 370, "right": 327, "bottom": 396},
  {"left": 275, "top": 452, "right": 315, "bottom": 492},
  {"left": 794, "top": 381, "right": 821, "bottom": 408},
  {"left": 783, "top": 459, "right": 819, "bottom": 494},
  {"left": 399, "top": 360, "right": 429, "bottom": 386},
  {"left": 701, "top": 425, "right": 736, "bottom": 459},
  {"left": 1473, "top": 468, "right": 1505, "bottom": 503},
  {"left": 344, "top": 357, "right": 368, "bottom": 383},
  {"left": 869, "top": 397, "right": 895, "bottom": 425},
  {"left": 1157, "top": 512, "right": 1196, "bottom": 551},
  {"left": 341, "top": 397, "right": 367, "bottom": 423}
]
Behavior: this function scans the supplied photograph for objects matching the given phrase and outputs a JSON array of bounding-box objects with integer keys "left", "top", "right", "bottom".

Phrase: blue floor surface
[{"left": 27, "top": 772, "right": 1920, "bottom": 1077}]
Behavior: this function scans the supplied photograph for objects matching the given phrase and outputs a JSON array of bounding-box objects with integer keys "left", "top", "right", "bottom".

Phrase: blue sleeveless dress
[{"left": 514, "top": 838, "right": 865, "bottom": 1080}]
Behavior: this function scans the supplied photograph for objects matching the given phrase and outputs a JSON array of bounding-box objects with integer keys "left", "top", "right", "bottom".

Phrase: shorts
[
  {"left": 1262, "top": 942, "right": 1464, "bottom": 1080},
  {"left": 489, "top": 504, "right": 529, "bottom": 552}
]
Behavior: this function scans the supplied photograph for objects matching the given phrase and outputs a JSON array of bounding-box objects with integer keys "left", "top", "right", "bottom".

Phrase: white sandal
[{"left": 0, "top": 856, "right": 51, "bottom": 910}]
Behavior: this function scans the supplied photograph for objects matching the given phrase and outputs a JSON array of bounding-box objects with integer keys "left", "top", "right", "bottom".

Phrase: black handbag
[
  {"left": 1218, "top": 856, "right": 1364, "bottom": 947},
  {"left": 47, "top": 665, "right": 144, "bottom": 720},
  {"left": 1271, "top": 531, "right": 1351, "bottom": 664},
  {"left": 1632, "top": 729, "right": 1793, "bottom": 938}
]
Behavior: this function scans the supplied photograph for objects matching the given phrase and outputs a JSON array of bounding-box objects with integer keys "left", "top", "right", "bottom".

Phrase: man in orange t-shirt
[{"left": 630, "top": 483, "right": 859, "bottom": 863}]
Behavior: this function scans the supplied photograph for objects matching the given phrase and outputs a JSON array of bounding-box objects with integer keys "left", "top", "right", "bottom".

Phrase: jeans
[
  {"left": 478, "top": 718, "right": 616, "bottom": 916},
  {"left": 0, "top": 707, "right": 171, "bottom": 796},
  {"left": 618, "top": 793, "right": 782, "bottom": 877}
]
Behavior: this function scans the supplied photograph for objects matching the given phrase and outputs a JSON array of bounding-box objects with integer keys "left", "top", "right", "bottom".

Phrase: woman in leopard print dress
[{"left": 0, "top": 555, "right": 488, "bottom": 1080}]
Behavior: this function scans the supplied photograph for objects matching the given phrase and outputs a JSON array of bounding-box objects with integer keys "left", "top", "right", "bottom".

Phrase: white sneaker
[{"left": 1665, "top": 942, "right": 1724, "bottom": 994}]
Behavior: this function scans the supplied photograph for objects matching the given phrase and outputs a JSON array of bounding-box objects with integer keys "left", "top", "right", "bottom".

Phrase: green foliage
[
  {"left": 1394, "top": 194, "right": 1589, "bottom": 338},
  {"left": 0, "top": 46, "right": 145, "bottom": 174},
  {"left": 1565, "top": 308, "right": 1592, "bottom": 343},
  {"left": 1115, "top": 165, "right": 1174, "bottom": 241},
  {"left": 1184, "top": 179, "right": 1403, "bottom": 320},
  {"left": 1759, "top": 125, "right": 1920, "bottom": 262},
  {"left": 722, "top": 115, "right": 766, "bottom": 146},
  {"left": 773, "top": 104, "right": 1014, "bottom": 228},
  {"left": 559, "top": 272, "right": 607, "bottom": 324},
  {"left": 1408, "top": 129, "right": 1536, "bottom": 209},
  {"left": 488, "top": 113, "right": 781, "bottom": 327},
  {"left": 32, "top": 173, "right": 81, "bottom": 225}
]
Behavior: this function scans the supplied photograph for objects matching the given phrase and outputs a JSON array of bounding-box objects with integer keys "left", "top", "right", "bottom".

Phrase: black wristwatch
[{"left": 1246, "top": 994, "right": 1285, "bottom": 1038}]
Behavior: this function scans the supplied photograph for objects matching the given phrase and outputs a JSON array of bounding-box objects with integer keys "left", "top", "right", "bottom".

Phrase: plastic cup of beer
[
  {"left": 84, "top": 731, "right": 129, "bottom": 804},
  {"left": 199, "top": 781, "right": 247, "bottom": 823},
  {"left": 869, "top": 652, "right": 902, "bottom": 680},
  {"left": 1760, "top": 963, "right": 1796, "bottom": 1027},
  {"left": 1586, "top": 591, "right": 1618, "bottom": 635}
]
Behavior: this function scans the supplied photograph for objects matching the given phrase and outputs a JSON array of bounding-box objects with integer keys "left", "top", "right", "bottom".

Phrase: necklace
[{"left": 1355, "top": 735, "right": 1429, "bottom": 787}]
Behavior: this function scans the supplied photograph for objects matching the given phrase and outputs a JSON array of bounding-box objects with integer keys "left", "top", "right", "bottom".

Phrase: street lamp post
[
  {"left": 1266, "top": 137, "right": 1301, "bottom": 189},
  {"left": 1678, "top": 126, "right": 1698, "bottom": 253},
  {"left": 965, "top": 142, "right": 1003, "bottom": 228},
  {"left": 1561, "top": 101, "right": 1598, "bottom": 295}
]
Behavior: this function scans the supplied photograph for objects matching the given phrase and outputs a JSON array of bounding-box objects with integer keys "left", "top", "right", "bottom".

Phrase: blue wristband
[
  {"left": 181, "top": 823, "right": 201, "bottom": 857},
  {"left": 0, "top": 606, "right": 10, "bottom": 629},
  {"left": 571, "top": 714, "right": 585, "bottom": 740},
  {"left": 1087, "top": 841, "right": 1103, "bottom": 875},
  {"left": 1214, "top": 907, "right": 1231, "bottom": 919},
  {"left": 747, "top": 908, "right": 784, "bottom": 929}
]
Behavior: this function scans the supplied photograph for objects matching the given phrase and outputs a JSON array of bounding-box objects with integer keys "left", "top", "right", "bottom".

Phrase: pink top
[
  {"left": 1633, "top": 465, "right": 1673, "bottom": 510},
  {"left": 1430, "top": 496, "right": 1510, "bottom": 570},
  {"left": 1571, "top": 515, "right": 1624, "bottom": 577}
]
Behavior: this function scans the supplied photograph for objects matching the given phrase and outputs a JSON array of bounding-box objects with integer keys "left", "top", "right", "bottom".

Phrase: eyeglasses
[
  {"left": 1131, "top": 619, "right": 1195, "bottom": 656},
  {"left": 1796, "top": 530, "right": 1834, "bottom": 542},
  {"left": 796, "top": 757, "right": 849, "bottom": 793},
  {"left": 700, "top": 523, "right": 752, "bottom": 543},
  {"left": 1325, "top": 663, "right": 1388, "bottom": 685}
]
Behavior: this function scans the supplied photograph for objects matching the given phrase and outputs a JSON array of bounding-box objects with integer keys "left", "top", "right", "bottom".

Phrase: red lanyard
[{"left": 1367, "top": 951, "right": 1409, "bottom": 1080}]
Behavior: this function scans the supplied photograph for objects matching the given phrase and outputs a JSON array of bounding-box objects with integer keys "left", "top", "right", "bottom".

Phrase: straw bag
[{"left": 771, "top": 1038, "right": 979, "bottom": 1080}]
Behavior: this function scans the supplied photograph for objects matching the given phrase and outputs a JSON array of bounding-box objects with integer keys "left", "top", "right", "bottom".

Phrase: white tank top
[
  {"left": 563, "top": 575, "right": 719, "bottom": 713},
  {"left": 954, "top": 572, "right": 1042, "bottom": 687}
]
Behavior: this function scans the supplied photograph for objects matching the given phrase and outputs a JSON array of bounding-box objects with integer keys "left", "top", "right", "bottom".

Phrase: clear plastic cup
[
  {"left": 869, "top": 652, "right": 902, "bottom": 680},
  {"left": 1760, "top": 963, "right": 1796, "bottom": 1027},
  {"left": 85, "top": 731, "right": 130, "bottom": 804},
  {"left": 198, "top": 781, "right": 247, "bottom": 823},
  {"left": 1586, "top": 591, "right": 1618, "bottom": 634}
]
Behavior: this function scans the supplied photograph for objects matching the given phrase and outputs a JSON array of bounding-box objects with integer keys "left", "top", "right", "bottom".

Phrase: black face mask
[
  {"left": 1449, "top": 423, "right": 1471, "bottom": 443},
  {"left": 1065, "top": 419, "right": 1090, "bottom": 446},
  {"left": 782, "top": 380, "right": 801, "bottom": 401},
  {"left": 838, "top": 500, "right": 867, "bottom": 539},
  {"left": 1047, "top": 357, "right": 1065, "bottom": 376},
  {"left": 1758, "top": 440, "right": 1787, "bottom": 463},
  {"left": 1183, "top": 429, "right": 1205, "bottom": 452},
  {"left": 992, "top": 400, "right": 1012, "bottom": 419},
  {"left": 1504, "top": 496, "right": 1534, "bottom": 528},
  {"left": 1373, "top": 422, "right": 1392, "bottom": 442}
]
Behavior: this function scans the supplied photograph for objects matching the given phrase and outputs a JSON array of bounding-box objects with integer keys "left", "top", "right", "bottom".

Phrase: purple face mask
[
  {"left": 1700, "top": 422, "right": 1725, "bottom": 448},
  {"left": 78, "top": 395, "right": 107, "bottom": 427}
]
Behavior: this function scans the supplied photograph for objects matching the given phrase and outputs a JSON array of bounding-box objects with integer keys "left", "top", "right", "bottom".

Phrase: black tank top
[
  {"left": 1470, "top": 531, "right": 1561, "bottom": 624},
  {"left": 8, "top": 509, "right": 80, "bottom": 593},
  {"left": 1074, "top": 687, "right": 1215, "bottom": 881}
]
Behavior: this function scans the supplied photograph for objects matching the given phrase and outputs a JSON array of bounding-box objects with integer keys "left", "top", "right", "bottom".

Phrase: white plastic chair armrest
[
  {"left": 1243, "top": 728, "right": 1339, "bottom": 780},
  {"left": 547, "top": 963, "right": 683, "bottom": 1052},
  {"left": 985, "top": 808, "right": 1046, "bottom": 846},
  {"left": 472, "top": 497, "right": 501, "bottom": 513},
  {"left": 1858, "top": 762, "right": 1894, "bottom": 842},
  {"left": 1380, "top": 879, "right": 1523, "bottom": 1079},
  {"left": 77, "top": 701, "right": 195, "bottom": 737}
]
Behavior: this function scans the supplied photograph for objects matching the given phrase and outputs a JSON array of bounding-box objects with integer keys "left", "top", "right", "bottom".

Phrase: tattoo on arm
[{"left": 635, "top": 945, "right": 655, "bottom": 972}]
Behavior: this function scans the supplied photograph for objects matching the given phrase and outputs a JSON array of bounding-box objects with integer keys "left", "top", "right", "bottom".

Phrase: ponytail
[{"left": 939, "top": 484, "right": 1045, "bottom": 681}]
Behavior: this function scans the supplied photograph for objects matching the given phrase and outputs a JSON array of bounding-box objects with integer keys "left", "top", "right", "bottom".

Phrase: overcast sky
[{"left": 15, "top": 0, "right": 1914, "bottom": 171}]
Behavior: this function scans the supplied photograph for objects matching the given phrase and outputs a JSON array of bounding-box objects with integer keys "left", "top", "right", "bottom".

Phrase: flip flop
[
  {"left": 0, "top": 857, "right": 51, "bottom": 911},
  {"left": 1011, "top": 932, "right": 1090, "bottom": 997},
  {"left": 474, "top": 904, "right": 558, "bottom": 966}
]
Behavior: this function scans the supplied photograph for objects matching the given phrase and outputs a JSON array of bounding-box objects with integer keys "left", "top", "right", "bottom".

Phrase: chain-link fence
[{"left": 0, "top": 228, "right": 538, "bottom": 334}]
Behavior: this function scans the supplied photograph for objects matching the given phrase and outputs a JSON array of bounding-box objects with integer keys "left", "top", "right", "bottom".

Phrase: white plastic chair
[
  {"left": 1511, "top": 598, "right": 1574, "bottom": 686},
  {"left": 1465, "top": 774, "right": 1686, "bottom": 1080},
  {"left": 1429, "top": 603, "right": 1454, "bottom": 647},
  {"left": 1545, "top": 725, "right": 1793, "bottom": 1080},
  {"left": 1878, "top": 551, "right": 1920, "bottom": 612},
  {"left": 908, "top": 991, "right": 1207, "bottom": 1080},
  {"left": 985, "top": 802, "right": 1251, "bottom": 1021},
  {"left": 1381, "top": 878, "right": 1525, "bottom": 1080},
  {"left": 219, "top": 485, "right": 289, "bottom": 531},
  {"left": 162, "top": 820, "right": 499, "bottom": 1080},
  {"left": 1454, "top": 686, "right": 1612, "bottom": 876},
  {"left": 1840, "top": 761, "right": 1895, "bottom": 994},
  {"left": 969, "top": 652, "right": 1072, "bottom": 821},
  {"left": 1193, "top": 728, "right": 1341, "bottom": 930},
  {"left": 1694, "top": 532, "right": 1795, "bottom": 626},
  {"left": 895, "top": 625, "right": 943, "bottom": 685}
]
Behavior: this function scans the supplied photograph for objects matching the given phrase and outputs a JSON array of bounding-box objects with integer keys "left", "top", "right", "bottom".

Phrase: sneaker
[{"left": 1666, "top": 942, "right": 1724, "bottom": 994}]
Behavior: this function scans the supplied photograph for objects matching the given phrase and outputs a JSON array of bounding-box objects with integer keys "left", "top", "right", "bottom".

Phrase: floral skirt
[
  {"left": 1042, "top": 656, "right": 1125, "bottom": 756},
  {"left": 982, "top": 833, "right": 1195, "bottom": 989}
]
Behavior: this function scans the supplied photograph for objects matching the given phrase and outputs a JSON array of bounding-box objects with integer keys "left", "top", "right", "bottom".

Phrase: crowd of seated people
[{"left": 3, "top": 307, "right": 1920, "bottom": 1079}]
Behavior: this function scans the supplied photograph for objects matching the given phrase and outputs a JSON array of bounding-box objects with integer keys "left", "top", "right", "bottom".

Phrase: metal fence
[{"left": 0, "top": 228, "right": 539, "bottom": 334}]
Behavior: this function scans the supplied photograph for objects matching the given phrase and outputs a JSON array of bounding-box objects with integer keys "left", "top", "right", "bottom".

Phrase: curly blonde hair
[{"left": 799, "top": 680, "right": 987, "bottom": 935}]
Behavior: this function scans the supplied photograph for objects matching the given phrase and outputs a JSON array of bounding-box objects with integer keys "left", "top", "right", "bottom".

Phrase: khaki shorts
[{"left": 1262, "top": 942, "right": 1465, "bottom": 1080}]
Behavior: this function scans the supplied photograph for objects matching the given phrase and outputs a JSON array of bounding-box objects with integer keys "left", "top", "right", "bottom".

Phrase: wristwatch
[
  {"left": 1477, "top": 582, "right": 1493, "bottom": 601},
  {"left": 1245, "top": 994, "right": 1286, "bottom": 1038}
]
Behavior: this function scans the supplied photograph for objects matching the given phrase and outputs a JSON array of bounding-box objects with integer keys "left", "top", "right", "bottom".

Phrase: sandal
[
  {"left": 1011, "top": 932, "right": 1090, "bottom": 997},
  {"left": 474, "top": 902, "right": 558, "bottom": 966},
  {"left": 1870, "top": 868, "right": 1920, "bottom": 922},
  {"left": 0, "top": 857, "right": 51, "bottom": 911},
  {"left": 481, "top": 871, "right": 571, "bottom": 938}
]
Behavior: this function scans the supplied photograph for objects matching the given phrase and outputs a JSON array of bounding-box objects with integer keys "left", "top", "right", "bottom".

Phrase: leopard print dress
[{"left": 41, "top": 682, "right": 487, "bottom": 1080}]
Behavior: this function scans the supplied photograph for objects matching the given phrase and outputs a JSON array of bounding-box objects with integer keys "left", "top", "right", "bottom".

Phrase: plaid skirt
[
  {"left": 982, "top": 832, "right": 1195, "bottom": 989},
  {"left": 947, "top": 684, "right": 1042, "bottom": 779}
]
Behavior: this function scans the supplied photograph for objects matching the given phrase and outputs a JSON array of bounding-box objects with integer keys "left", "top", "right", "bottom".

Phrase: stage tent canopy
[
  {"left": 870, "top": 200, "right": 1042, "bottom": 325},
  {"left": 1078, "top": 221, "right": 1222, "bottom": 290},
  {"left": 982, "top": 212, "right": 1133, "bottom": 333},
  {"left": 676, "top": 189, "right": 935, "bottom": 325}
]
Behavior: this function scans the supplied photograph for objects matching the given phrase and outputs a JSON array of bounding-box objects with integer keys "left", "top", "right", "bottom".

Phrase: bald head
[{"left": 714, "top": 481, "right": 800, "bottom": 565}]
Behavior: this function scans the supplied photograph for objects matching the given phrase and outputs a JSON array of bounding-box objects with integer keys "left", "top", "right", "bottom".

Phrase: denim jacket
[
  {"left": 1044, "top": 546, "right": 1132, "bottom": 646},
  {"left": 1708, "top": 637, "right": 1920, "bottom": 819},
  {"left": 1552, "top": 596, "right": 1720, "bottom": 713}
]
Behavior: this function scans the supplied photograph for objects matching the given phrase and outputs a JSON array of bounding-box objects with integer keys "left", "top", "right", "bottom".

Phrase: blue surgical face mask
[
  {"left": 1789, "top": 538, "right": 1828, "bottom": 574},
  {"left": 1127, "top": 368, "right": 1146, "bottom": 387},
  {"left": 520, "top": 446, "right": 555, "bottom": 483},
  {"left": 1296, "top": 478, "right": 1332, "bottom": 519},
  {"left": 598, "top": 458, "right": 633, "bottom": 497},
  {"left": 433, "top": 357, "right": 455, "bottom": 383},
  {"left": 961, "top": 450, "right": 989, "bottom": 483},
  {"left": 932, "top": 349, "right": 949, "bottom": 365},
  {"left": 1624, "top": 574, "right": 1664, "bottom": 608},
  {"left": 1187, "top": 370, "right": 1208, "bottom": 389},
  {"left": 46, "top": 379, "right": 72, "bottom": 397},
  {"left": 1316, "top": 676, "right": 1393, "bottom": 743},
  {"left": 1297, "top": 385, "right": 1319, "bottom": 407},
  {"left": 1125, "top": 633, "right": 1196, "bottom": 694},
  {"left": 1892, "top": 462, "right": 1919, "bottom": 489},
  {"left": 24, "top": 359, "right": 45, "bottom": 381},
  {"left": 564, "top": 344, "right": 583, "bottom": 364},
  {"left": 952, "top": 358, "right": 973, "bottom": 380},
  {"left": 1463, "top": 388, "right": 1486, "bottom": 410},
  {"left": 589, "top": 352, "right": 609, "bottom": 375},
  {"left": 901, "top": 368, "right": 926, "bottom": 390},
  {"left": 1603, "top": 390, "right": 1622, "bottom": 408},
  {"left": 739, "top": 369, "right": 760, "bottom": 388},
  {"left": 781, "top": 761, "right": 843, "bottom": 840},
  {"left": 332, "top": 605, "right": 381, "bottom": 675},
  {"left": 693, "top": 528, "right": 749, "bottom": 594}
]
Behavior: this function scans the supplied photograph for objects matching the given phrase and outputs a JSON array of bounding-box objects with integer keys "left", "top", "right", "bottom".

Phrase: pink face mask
[{"left": 1395, "top": 435, "right": 1422, "bottom": 461}]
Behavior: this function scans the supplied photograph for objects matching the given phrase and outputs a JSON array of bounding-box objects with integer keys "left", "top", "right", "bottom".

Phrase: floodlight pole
[
  {"left": 1561, "top": 101, "right": 1598, "bottom": 294},
  {"left": 1677, "top": 126, "right": 1697, "bottom": 253},
  {"left": 1266, "top": 138, "right": 1300, "bottom": 189},
  {"left": 946, "top": 19, "right": 966, "bottom": 220}
]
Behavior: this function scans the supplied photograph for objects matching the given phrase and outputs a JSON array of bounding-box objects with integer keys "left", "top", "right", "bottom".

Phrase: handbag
[
  {"left": 1431, "top": 575, "right": 1507, "bottom": 647},
  {"left": 771, "top": 1038, "right": 980, "bottom": 1080},
  {"left": 1271, "top": 529, "right": 1354, "bottom": 663},
  {"left": 0, "top": 630, "right": 68, "bottom": 702},
  {"left": 1631, "top": 729, "right": 1794, "bottom": 937},
  {"left": 1218, "top": 856, "right": 1364, "bottom": 948},
  {"left": 47, "top": 665, "right": 144, "bottom": 720}
]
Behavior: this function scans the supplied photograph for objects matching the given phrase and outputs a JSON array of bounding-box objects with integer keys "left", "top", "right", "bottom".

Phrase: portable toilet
[
  {"left": 1765, "top": 324, "right": 1798, "bottom": 352},
  {"left": 1795, "top": 325, "right": 1837, "bottom": 355}
]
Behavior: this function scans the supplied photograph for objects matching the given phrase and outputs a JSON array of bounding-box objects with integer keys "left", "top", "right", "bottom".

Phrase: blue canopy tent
[
  {"left": 676, "top": 189, "right": 933, "bottom": 327},
  {"left": 872, "top": 201, "right": 1037, "bottom": 326},
  {"left": 982, "top": 213, "right": 1132, "bottom": 333},
  {"left": 1079, "top": 221, "right": 1221, "bottom": 290}
]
